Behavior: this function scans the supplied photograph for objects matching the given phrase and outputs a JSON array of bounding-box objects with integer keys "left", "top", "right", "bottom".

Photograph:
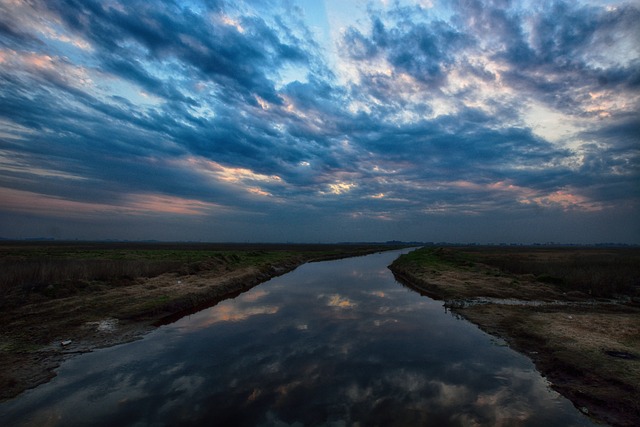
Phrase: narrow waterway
[{"left": 1, "top": 249, "right": 597, "bottom": 426}]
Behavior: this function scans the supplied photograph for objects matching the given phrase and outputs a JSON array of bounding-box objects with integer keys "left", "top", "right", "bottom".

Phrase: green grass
[
  {"left": 0, "top": 339, "right": 43, "bottom": 353},
  {"left": 137, "top": 295, "right": 172, "bottom": 313},
  {"left": 391, "top": 247, "right": 475, "bottom": 271},
  {"left": 392, "top": 246, "right": 640, "bottom": 299}
]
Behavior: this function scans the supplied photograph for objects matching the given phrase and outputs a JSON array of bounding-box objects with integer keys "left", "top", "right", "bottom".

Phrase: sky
[{"left": 0, "top": 0, "right": 639, "bottom": 244}]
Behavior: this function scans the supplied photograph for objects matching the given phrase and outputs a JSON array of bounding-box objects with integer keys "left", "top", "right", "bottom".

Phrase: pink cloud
[
  {"left": 0, "top": 188, "right": 222, "bottom": 218},
  {"left": 124, "top": 194, "right": 220, "bottom": 215}
]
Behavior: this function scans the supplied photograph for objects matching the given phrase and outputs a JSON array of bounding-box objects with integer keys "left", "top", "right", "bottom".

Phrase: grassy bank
[
  {"left": 1, "top": 242, "right": 392, "bottom": 305},
  {"left": 0, "top": 241, "right": 401, "bottom": 401},
  {"left": 461, "top": 246, "right": 640, "bottom": 298},
  {"left": 389, "top": 246, "right": 640, "bottom": 427}
]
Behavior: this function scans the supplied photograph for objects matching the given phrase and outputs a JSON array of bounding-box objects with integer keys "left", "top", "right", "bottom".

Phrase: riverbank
[
  {"left": 389, "top": 246, "right": 640, "bottom": 427},
  {"left": 0, "top": 242, "right": 399, "bottom": 401}
]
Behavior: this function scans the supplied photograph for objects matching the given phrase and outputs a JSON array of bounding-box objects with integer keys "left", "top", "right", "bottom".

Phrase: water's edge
[{"left": 389, "top": 264, "right": 626, "bottom": 427}]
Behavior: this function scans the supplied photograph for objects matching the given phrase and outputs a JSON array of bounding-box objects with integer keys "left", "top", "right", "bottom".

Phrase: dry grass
[
  {"left": 0, "top": 242, "right": 397, "bottom": 308},
  {"left": 389, "top": 247, "right": 565, "bottom": 301},
  {"left": 1, "top": 258, "right": 181, "bottom": 292},
  {"left": 463, "top": 247, "right": 640, "bottom": 298},
  {"left": 390, "top": 246, "right": 640, "bottom": 427}
]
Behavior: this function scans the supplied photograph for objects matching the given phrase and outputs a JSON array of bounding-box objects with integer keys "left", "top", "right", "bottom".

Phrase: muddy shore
[
  {"left": 389, "top": 247, "right": 640, "bottom": 427},
  {"left": 1, "top": 264, "right": 297, "bottom": 401},
  {"left": 0, "top": 243, "right": 396, "bottom": 402}
]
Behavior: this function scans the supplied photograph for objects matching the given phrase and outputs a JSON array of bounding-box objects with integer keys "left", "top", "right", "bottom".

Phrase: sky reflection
[{"left": 0, "top": 250, "right": 595, "bottom": 426}]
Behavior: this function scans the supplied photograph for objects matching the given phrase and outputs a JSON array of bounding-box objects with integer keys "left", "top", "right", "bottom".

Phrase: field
[
  {"left": 390, "top": 246, "right": 640, "bottom": 427},
  {"left": 0, "top": 241, "right": 400, "bottom": 401}
]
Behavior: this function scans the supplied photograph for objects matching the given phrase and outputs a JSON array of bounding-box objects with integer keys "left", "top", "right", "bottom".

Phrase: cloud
[
  {"left": 325, "top": 294, "right": 357, "bottom": 308},
  {"left": 0, "top": 0, "right": 638, "bottom": 242},
  {"left": 0, "top": 187, "right": 224, "bottom": 218}
]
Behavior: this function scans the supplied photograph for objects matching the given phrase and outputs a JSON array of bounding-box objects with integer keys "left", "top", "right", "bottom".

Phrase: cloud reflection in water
[{"left": 0, "top": 251, "right": 596, "bottom": 427}]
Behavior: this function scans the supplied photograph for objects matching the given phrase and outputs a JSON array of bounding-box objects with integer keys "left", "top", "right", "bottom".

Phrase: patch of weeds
[
  {"left": 0, "top": 339, "right": 42, "bottom": 353},
  {"left": 138, "top": 295, "right": 171, "bottom": 312},
  {"left": 537, "top": 274, "right": 565, "bottom": 286},
  {"left": 463, "top": 248, "right": 640, "bottom": 298},
  {"left": 391, "top": 247, "right": 475, "bottom": 271},
  {"left": 34, "top": 280, "right": 92, "bottom": 299}
]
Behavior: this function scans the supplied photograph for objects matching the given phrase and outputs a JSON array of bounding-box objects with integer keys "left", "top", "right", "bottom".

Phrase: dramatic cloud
[{"left": 1, "top": 0, "right": 638, "bottom": 243}]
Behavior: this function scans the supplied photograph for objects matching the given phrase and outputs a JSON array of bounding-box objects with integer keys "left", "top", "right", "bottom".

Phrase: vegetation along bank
[
  {"left": 0, "top": 241, "right": 402, "bottom": 401},
  {"left": 389, "top": 246, "right": 640, "bottom": 427}
]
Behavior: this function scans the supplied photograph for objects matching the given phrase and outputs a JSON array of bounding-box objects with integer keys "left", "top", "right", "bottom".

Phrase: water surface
[{"left": 1, "top": 250, "right": 596, "bottom": 426}]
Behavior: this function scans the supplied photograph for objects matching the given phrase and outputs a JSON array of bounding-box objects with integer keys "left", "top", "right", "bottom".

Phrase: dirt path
[{"left": 389, "top": 247, "right": 640, "bottom": 427}]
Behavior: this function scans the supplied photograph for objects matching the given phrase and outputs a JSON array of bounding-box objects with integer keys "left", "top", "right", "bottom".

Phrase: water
[{"left": 1, "top": 250, "right": 596, "bottom": 426}]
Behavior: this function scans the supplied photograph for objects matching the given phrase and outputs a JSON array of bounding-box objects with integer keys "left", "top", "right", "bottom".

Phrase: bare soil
[
  {"left": 389, "top": 246, "right": 640, "bottom": 427},
  {"left": 0, "top": 242, "right": 395, "bottom": 402}
]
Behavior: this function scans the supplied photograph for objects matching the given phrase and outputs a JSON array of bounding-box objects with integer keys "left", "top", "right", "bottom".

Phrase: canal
[{"left": 0, "top": 249, "right": 596, "bottom": 426}]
